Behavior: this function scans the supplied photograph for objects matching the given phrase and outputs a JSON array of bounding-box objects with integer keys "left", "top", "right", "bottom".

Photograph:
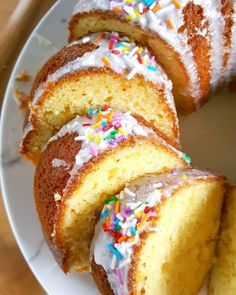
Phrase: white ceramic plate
[{"left": 0, "top": 1, "right": 235, "bottom": 294}]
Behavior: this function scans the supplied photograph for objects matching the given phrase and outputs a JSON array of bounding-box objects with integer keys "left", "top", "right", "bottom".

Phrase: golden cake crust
[
  {"left": 221, "top": 0, "right": 234, "bottom": 71},
  {"left": 29, "top": 42, "right": 98, "bottom": 99},
  {"left": 34, "top": 116, "right": 187, "bottom": 272},
  {"left": 20, "top": 38, "right": 180, "bottom": 163}
]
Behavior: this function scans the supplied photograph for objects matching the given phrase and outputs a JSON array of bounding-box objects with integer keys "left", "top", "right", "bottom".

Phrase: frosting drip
[
  {"left": 91, "top": 168, "right": 216, "bottom": 295},
  {"left": 49, "top": 106, "right": 155, "bottom": 190}
]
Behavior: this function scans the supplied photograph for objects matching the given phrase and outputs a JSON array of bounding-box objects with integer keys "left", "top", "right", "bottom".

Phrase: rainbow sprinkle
[
  {"left": 99, "top": 185, "right": 163, "bottom": 294},
  {"left": 88, "top": 32, "right": 160, "bottom": 80},
  {"left": 109, "top": 0, "right": 182, "bottom": 29}
]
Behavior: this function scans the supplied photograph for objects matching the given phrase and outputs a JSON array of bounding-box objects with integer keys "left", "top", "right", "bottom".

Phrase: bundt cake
[
  {"left": 209, "top": 187, "right": 236, "bottom": 295},
  {"left": 20, "top": 32, "right": 179, "bottom": 163},
  {"left": 222, "top": 0, "right": 236, "bottom": 84},
  {"left": 90, "top": 169, "right": 225, "bottom": 295},
  {"left": 34, "top": 106, "right": 190, "bottom": 273},
  {"left": 69, "top": 0, "right": 235, "bottom": 113}
]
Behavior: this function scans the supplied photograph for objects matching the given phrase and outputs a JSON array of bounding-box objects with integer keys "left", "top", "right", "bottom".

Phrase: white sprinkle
[
  {"left": 82, "top": 36, "right": 91, "bottom": 43},
  {"left": 116, "top": 213, "right": 124, "bottom": 222},
  {"left": 124, "top": 188, "right": 136, "bottom": 197},
  {"left": 54, "top": 193, "right": 62, "bottom": 201},
  {"left": 75, "top": 135, "right": 87, "bottom": 141},
  {"left": 110, "top": 254, "right": 117, "bottom": 270},
  {"left": 153, "top": 182, "right": 163, "bottom": 189},
  {"left": 119, "top": 258, "right": 130, "bottom": 269},
  {"left": 127, "top": 67, "right": 138, "bottom": 80},
  {"left": 134, "top": 203, "right": 146, "bottom": 214},
  {"left": 52, "top": 158, "right": 68, "bottom": 168}
]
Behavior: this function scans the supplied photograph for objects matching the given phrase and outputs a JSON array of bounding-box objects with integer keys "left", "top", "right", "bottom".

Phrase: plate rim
[{"left": 0, "top": 0, "right": 63, "bottom": 292}]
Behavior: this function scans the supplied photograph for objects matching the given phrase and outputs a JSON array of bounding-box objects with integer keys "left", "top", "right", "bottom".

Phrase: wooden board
[{"left": 0, "top": 1, "right": 56, "bottom": 293}]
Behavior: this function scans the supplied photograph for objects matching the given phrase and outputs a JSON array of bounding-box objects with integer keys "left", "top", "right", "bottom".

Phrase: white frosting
[
  {"left": 52, "top": 158, "right": 69, "bottom": 169},
  {"left": 91, "top": 168, "right": 217, "bottom": 295},
  {"left": 32, "top": 32, "right": 174, "bottom": 113},
  {"left": 48, "top": 107, "right": 154, "bottom": 190},
  {"left": 73, "top": 0, "right": 203, "bottom": 100}
]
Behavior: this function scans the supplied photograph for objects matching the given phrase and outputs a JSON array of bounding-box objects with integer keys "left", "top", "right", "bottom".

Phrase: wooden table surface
[{"left": 0, "top": 1, "right": 56, "bottom": 294}]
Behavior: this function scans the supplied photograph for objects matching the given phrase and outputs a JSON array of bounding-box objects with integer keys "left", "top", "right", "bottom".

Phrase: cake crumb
[
  {"left": 14, "top": 88, "right": 29, "bottom": 109},
  {"left": 54, "top": 193, "right": 62, "bottom": 202},
  {"left": 15, "top": 69, "right": 31, "bottom": 82}
]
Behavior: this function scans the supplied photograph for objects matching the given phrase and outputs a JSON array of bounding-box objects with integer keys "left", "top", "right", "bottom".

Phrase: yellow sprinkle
[
  {"left": 182, "top": 175, "right": 187, "bottom": 180},
  {"left": 101, "top": 56, "right": 111, "bottom": 67},
  {"left": 95, "top": 135, "right": 101, "bottom": 144},
  {"left": 152, "top": 4, "right": 161, "bottom": 13},
  {"left": 137, "top": 214, "right": 149, "bottom": 230},
  {"left": 166, "top": 18, "right": 175, "bottom": 29},
  {"left": 107, "top": 112, "right": 114, "bottom": 123},
  {"left": 128, "top": 236, "right": 135, "bottom": 243},
  {"left": 137, "top": 47, "right": 143, "bottom": 54},
  {"left": 172, "top": 0, "right": 182, "bottom": 9},
  {"left": 136, "top": 212, "right": 142, "bottom": 219},
  {"left": 126, "top": 15, "right": 134, "bottom": 21},
  {"left": 92, "top": 121, "right": 101, "bottom": 129},
  {"left": 134, "top": 9, "right": 141, "bottom": 18},
  {"left": 119, "top": 128, "right": 125, "bottom": 135},
  {"left": 87, "top": 134, "right": 94, "bottom": 140}
]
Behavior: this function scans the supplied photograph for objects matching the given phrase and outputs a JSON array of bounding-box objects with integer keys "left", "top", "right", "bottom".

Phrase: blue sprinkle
[
  {"left": 100, "top": 210, "right": 109, "bottom": 220},
  {"left": 102, "top": 121, "right": 107, "bottom": 127},
  {"left": 130, "top": 227, "right": 137, "bottom": 236},
  {"left": 115, "top": 42, "right": 124, "bottom": 48},
  {"left": 88, "top": 109, "right": 94, "bottom": 115},
  {"left": 107, "top": 244, "right": 123, "bottom": 260},
  {"left": 114, "top": 218, "right": 120, "bottom": 225},
  {"left": 148, "top": 66, "right": 157, "bottom": 72},
  {"left": 143, "top": 0, "right": 155, "bottom": 6}
]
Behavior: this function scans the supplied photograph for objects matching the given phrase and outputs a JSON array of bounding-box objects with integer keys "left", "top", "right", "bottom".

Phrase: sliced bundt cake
[
  {"left": 69, "top": 0, "right": 229, "bottom": 113},
  {"left": 90, "top": 169, "right": 225, "bottom": 295},
  {"left": 20, "top": 32, "right": 179, "bottom": 163},
  {"left": 34, "top": 107, "right": 190, "bottom": 273},
  {"left": 209, "top": 187, "right": 236, "bottom": 295}
]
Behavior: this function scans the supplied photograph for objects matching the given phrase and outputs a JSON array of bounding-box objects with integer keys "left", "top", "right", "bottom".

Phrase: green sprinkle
[
  {"left": 104, "top": 196, "right": 119, "bottom": 204},
  {"left": 115, "top": 225, "right": 121, "bottom": 233},
  {"left": 111, "top": 130, "right": 119, "bottom": 135},
  {"left": 182, "top": 152, "right": 192, "bottom": 164}
]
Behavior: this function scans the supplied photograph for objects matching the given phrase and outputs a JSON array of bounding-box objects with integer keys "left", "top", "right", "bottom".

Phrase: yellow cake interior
[
  {"left": 134, "top": 180, "right": 224, "bottom": 295},
  {"left": 23, "top": 72, "right": 178, "bottom": 161},
  {"left": 209, "top": 188, "right": 236, "bottom": 295},
  {"left": 57, "top": 139, "right": 187, "bottom": 272}
]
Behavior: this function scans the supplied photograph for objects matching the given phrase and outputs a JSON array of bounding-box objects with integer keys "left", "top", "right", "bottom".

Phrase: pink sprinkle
[
  {"left": 149, "top": 211, "right": 157, "bottom": 217},
  {"left": 114, "top": 67, "right": 123, "bottom": 74},
  {"left": 96, "top": 126, "right": 103, "bottom": 132},
  {"left": 116, "top": 268, "right": 123, "bottom": 284},
  {"left": 90, "top": 144, "right": 98, "bottom": 157},
  {"left": 120, "top": 212, "right": 127, "bottom": 219}
]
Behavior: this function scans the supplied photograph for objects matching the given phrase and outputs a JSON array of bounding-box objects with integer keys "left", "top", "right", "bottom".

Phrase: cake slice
[
  {"left": 34, "top": 107, "right": 190, "bottom": 273},
  {"left": 90, "top": 169, "right": 225, "bottom": 295},
  {"left": 20, "top": 32, "right": 179, "bottom": 163},
  {"left": 209, "top": 187, "right": 236, "bottom": 295},
  {"left": 69, "top": 0, "right": 227, "bottom": 113}
]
